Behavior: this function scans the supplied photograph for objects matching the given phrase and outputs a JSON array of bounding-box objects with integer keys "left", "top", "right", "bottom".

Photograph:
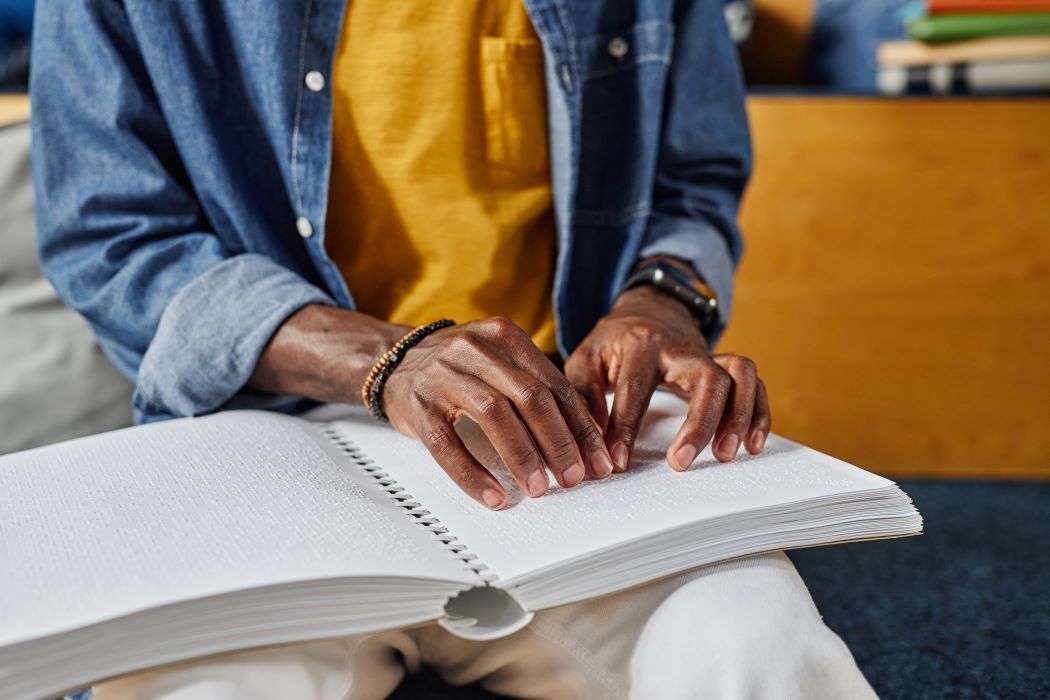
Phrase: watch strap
[{"left": 620, "top": 260, "right": 720, "bottom": 336}]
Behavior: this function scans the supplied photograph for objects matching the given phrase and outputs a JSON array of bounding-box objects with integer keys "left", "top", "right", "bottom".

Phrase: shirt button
[
  {"left": 296, "top": 217, "right": 314, "bottom": 238},
  {"left": 608, "top": 37, "right": 629, "bottom": 59},
  {"left": 304, "top": 71, "right": 325, "bottom": 92}
]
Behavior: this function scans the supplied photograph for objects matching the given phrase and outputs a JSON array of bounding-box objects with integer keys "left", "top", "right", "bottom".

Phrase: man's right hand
[
  {"left": 249, "top": 306, "right": 614, "bottom": 510},
  {"left": 382, "top": 316, "right": 615, "bottom": 509}
]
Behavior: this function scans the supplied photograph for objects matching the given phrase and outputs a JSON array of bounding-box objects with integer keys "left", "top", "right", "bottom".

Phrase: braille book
[{"left": 0, "top": 392, "right": 922, "bottom": 700}]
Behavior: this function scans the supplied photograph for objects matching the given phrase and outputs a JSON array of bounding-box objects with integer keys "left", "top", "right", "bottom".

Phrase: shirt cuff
[
  {"left": 637, "top": 214, "right": 740, "bottom": 347},
  {"left": 133, "top": 254, "right": 335, "bottom": 421}
]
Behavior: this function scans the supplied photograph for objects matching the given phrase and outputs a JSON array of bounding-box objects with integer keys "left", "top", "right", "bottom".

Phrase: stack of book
[{"left": 878, "top": 0, "right": 1050, "bottom": 95}]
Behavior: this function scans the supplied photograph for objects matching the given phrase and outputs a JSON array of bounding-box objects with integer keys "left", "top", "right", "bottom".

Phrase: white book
[
  {"left": 0, "top": 393, "right": 922, "bottom": 700},
  {"left": 878, "top": 58, "right": 1050, "bottom": 95}
]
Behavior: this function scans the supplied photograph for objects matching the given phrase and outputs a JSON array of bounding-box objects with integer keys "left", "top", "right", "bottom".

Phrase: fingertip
[
  {"left": 526, "top": 469, "right": 549, "bottom": 498},
  {"left": 719, "top": 433, "right": 744, "bottom": 461},
  {"left": 589, "top": 451, "right": 615, "bottom": 479},
  {"left": 671, "top": 443, "right": 697, "bottom": 471},
  {"left": 481, "top": 488, "right": 506, "bottom": 510},
  {"left": 747, "top": 429, "right": 767, "bottom": 454},
  {"left": 562, "top": 462, "right": 586, "bottom": 487}
]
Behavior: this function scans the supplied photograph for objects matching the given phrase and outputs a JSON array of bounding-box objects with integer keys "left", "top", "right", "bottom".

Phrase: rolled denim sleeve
[
  {"left": 639, "top": 0, "right": 752, "bottom": 346},
  {"left": 133, "top": 256, "right": 333, "bottom": 421},
  {"left": 31, "top": 0, "right": 332, "bottom": 421}
]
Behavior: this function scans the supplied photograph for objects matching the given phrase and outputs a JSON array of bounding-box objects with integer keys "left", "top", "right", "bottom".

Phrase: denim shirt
[{"left": 31, "top": 0, "right": 750, "bottom": 423}]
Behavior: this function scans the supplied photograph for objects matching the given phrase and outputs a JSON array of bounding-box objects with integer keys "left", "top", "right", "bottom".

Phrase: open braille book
[{"left": 0, "top": 392, "right": 922, "bottom": 700}]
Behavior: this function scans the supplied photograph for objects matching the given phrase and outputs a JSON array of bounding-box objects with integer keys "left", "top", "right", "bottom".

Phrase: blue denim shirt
[{"left": 31, "top": 0, "right": 750, "bottom": 423}]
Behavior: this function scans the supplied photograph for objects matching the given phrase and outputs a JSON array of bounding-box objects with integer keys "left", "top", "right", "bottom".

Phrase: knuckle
[
  {"left": 731, "top": 355, "right": 757, "bottom": 376},
  {"left": 475, "top": 392, "right": 509, "bottom": 419},
  {"left": 510, "top": 442, "right": 539, "bottom": 467},
  {"left": 731, "top": 403, "right": 753, "bottom": 426},
  {"left": 423, "top": 427, "right": 454, "bottom": 456},
  {"left": 708, "top": 366, "right": 732, "bottom": 394},
  {"left": 613, "top": 422, "right": 638, "bottom": 447},
  {"left": 696, "top": 407, "right": 721, "bottom": 436},
  {"left": 447, "top": 334, "right": 478, "bottom": 355},
  {"left": 544, "top": 434, "right": 579, "bottom": 464},
  {"left": 628, "top": 323, "right": 660, "bottom": 343},
  {"left": 517, "top": 383, "right": 551, "bottom": 410},
  {"left": 573, "top": 421, "right": 603, "bottom": 447},
  {"left": 451, "top": 465, "right": 483, "bottom": 491},
  {"left": 552, "top": 381, "right": 580, "bottom": 405},
  {"left": 485, "top": 315, "right": 518, "bottom": 338}
]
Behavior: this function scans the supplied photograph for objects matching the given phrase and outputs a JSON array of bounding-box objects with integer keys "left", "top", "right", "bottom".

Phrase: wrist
[
  {"left": 618, "top": 256, "right": 719, "bottom": 337},
  {"left": 249, "top": 304, "right": 409, "bottom": 404},
  {"left": 612, "top": 284, "right": 695, "bottom": 324}
]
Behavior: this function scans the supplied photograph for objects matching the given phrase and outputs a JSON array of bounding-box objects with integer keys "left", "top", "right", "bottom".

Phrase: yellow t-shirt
[{"left": 325, "top": 1, "right": 558, "bottom": 354}]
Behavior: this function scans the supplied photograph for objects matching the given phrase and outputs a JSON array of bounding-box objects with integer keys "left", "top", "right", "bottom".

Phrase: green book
[{"left": 908, "top": 12, "right": 1050, "bottom": 43}]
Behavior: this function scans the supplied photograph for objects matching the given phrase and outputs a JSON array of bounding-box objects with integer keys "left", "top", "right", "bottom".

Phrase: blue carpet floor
[
  {"left": 790, "top": 480, "right": 1049, "bottom": 699},
  {"left": 391, "top": 481, "right": 1050, "bottom": 699}
]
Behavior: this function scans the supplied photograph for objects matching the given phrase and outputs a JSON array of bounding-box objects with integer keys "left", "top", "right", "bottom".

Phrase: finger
[
  {"left": 605, "top": 349, "right": 660, "bottom": 472},
  {"left": 746, "top": 378, "right": 771, "bottom": 454},
  {"left": 455, "top": 376, "right": 552, "bottom": 498},
  {"left": 565, "top": 352, "right": 610, "bottom": 433},
  {"left": 417, "top": 414, "right": 508, "bottom": 510},
  {"left": 478, "top": 366, "right": 596, "bottom": 488},
  {"left": 667, "top": 360, "right": 731, "bottom": 471},
  {"left": 503, "top": 344, "right": 615, "bottom": 481},
  {"left": 711, "top": 355, "right": 758, "bottom": 462}
]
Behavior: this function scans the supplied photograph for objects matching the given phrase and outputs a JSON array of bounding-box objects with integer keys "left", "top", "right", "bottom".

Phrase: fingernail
[
  {"left": 591, "top": 451, "right": 615, "bottom": 478},
  {"left": 719, "top": 434, "right": 740, "bottom": 459},
  {"left": 526, "top": 470, "right": 549, "bottom": 498},
  {"left": 751, "top": 430, "right": 767, "bottom": 453},
  {"left": 612, "top": 443, "right": 629, "bottom": 472},
  {"left": 482, "top": 489, "right": 505, "bottom": 510},
  {"left": 564, "top": 462, "right": 586, "bottom": 486},
  {"left": 673, "top": 444, "right": 697, "bottom": 471}
]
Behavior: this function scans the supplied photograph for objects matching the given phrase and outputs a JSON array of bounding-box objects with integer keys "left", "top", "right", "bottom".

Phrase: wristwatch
[{"left": 620, "top": 260, "right": 720, "bottom": 337}]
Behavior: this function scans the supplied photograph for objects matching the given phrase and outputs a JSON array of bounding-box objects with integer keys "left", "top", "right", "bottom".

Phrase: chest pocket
[
  {"left": 575, "top": 20, "right": 675, "bottom": 223},
  {"left": 480, "top": 36, "right": 550, "bottom": 177}
]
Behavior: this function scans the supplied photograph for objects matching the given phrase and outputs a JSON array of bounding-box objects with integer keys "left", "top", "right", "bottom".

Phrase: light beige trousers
[{"left": 96, "top": 552, "right": 876, "bottom": 700}]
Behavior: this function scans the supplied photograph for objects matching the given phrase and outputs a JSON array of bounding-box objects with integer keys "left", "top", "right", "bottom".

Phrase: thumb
[{"left": 564, "top": 350, "right": 610, "bottom": 433}]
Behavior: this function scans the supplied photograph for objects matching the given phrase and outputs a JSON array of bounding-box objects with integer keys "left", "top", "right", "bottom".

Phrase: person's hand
[
  {"left": 383, "top": 317, "right": 617, "bottom": 509},
  {"left": 564, "top": 284, "right": 771, "bottom": 473}
]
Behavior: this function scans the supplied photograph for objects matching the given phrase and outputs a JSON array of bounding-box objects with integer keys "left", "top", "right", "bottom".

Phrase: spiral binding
[{"left": 320, "top": 424, "right": 498, "bottom": 585}]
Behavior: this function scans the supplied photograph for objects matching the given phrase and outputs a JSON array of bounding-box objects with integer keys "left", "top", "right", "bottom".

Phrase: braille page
[
  {"left": 0, "top": 411, "right": 473, "bottom": 647},
  {"left": 335, "top": 392, "right": 898, "bottom": 584}
]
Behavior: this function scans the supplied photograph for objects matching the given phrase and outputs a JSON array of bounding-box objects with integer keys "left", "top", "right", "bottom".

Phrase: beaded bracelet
[{"left": 361, "top": 319, "right": 456, "bottom": 423}]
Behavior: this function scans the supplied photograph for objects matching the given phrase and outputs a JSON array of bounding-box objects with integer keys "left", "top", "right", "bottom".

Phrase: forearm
[{"left": 248, "top": 304, "right": 409, "bottom": 405}]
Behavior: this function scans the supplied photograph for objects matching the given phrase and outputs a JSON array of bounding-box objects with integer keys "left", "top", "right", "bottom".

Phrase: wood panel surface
[
  {"left": 725, "top": 97, "right": 1050, "bottom": 479},
  {"left": 0, "top": 94, "right": 29, "bottom": 127}
]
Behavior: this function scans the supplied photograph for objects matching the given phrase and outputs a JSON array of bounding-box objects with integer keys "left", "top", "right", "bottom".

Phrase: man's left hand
[{"left": 564, "top": 285, "right": 770, "bottom": 473}]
